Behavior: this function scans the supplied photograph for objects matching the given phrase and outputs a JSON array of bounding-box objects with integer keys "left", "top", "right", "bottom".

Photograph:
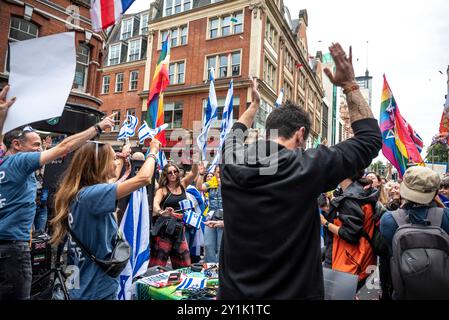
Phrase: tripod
[{"left": 31, "top": 239, "right": 70, "bottom": 300}]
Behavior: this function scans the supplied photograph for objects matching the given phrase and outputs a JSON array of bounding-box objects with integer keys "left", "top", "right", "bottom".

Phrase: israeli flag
[
  {"left": 157, "top": 151, "right": 168, "bottom": 169},
  {"left": 118, "top": 115, "right": 138, "bottom": 140},
  {"left": 275, "top": 88, "right": 284, "bottom": 108},
  {"left": 197, "top": 68, "right": 218, "bottom": 161},
  {"left": 176, "top": 277, "right": 207, "bottom": 290},
  {"left": 186, "top": 186, "right": 206, "bottom": 255},
  {"left": 117, "top": 187, "right": 150, "bottom": 300},
  {"left": 138, "top": 122, "right": 169, "bottom": 144},
  {"left": 208, "top": 79, "right": 234, "bottom": 173},
  {"left": 179, "top": 199, "right": 194, "bottom": 212}
]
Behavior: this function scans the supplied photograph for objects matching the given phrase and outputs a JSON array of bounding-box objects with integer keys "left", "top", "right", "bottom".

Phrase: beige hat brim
[{"left": 400, "top": 181, "right": 435, "bottom": 205}]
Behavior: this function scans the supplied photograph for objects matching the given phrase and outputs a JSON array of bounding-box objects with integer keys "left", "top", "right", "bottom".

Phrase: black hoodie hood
[{"left": 332, "top": 181, "right": 379, "bottom": 208}]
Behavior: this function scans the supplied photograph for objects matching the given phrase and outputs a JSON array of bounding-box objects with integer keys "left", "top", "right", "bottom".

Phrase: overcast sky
[{"left": 128, "top": 0, "right": 449, "bottom": 159}]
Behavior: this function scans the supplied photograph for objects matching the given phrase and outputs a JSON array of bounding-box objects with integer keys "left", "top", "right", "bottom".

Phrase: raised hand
[
  {"left": 199, "top": 161, "right": 206, "bottom": 175},
  {"left": 149, "top": 138, "right": 161, "bottom": 154},
  {"left": 251, "top": 77, "right": 261, "bottom": 106},
  {"left": 98, "top": 112, "right": 116, "bottom": 131},
  {"left": 0, "top": 85, "right": 16, "bottom": 115},
  {"left": 323, "top": 43, "right": 356, "bottom": 89}
]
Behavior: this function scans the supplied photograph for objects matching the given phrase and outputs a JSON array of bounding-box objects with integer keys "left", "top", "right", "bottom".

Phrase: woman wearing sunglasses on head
[
  {"left": 50, "top": 138, "right": 161, "bottom": 300},
  {"left": 150, "top": 162, "right": 198, "bottom": 269}
]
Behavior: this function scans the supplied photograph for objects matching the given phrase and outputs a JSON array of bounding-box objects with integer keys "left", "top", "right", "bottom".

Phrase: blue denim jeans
[
  {"left": 0, "top": 242, "right": 32, "bottom": 300},
  {"left": 204, "top": 226, "right": 223, "bottom": 263}
]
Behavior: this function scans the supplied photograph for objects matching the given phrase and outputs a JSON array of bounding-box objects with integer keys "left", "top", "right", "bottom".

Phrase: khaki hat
[{"left": 400, "top": 166, "right": 440, "bottom": 204}]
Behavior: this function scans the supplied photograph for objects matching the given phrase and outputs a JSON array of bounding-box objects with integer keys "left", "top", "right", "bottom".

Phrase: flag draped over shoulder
[
  {"left": 197, "top": 68, "right": 218, "bottom": 161},
  {"left": 117, "top": 187, "right": 150, "bottom": 300},
  {"left": 380, "top": 75, "right": 424, "bottom": 178},
  {"left": 208, "top": 80, "right": 234, "bottom": 173},
  {"left": 146, "top": 35, "right": 170, "bottom": 147},
  {"left": 90, "top": 0, "right": 135, "bottom": 32}
]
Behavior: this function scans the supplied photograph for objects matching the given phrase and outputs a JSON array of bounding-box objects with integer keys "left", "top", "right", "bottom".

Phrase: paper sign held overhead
[{"left": 3, "top": 32, "right": 76, "bottom": 134}]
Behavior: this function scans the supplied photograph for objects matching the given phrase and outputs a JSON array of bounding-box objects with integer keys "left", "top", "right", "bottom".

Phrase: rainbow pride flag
[
  {"left": 146, "top": 35, "right": 170, "bottom": 146},
  {"left": 380, "top": 75, "right": 424, "bottom": 178}
]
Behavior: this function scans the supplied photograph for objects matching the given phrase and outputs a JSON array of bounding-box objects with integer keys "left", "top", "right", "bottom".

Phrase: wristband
[
  {"left": 343, "top": 84, "right": 359, "bottom": 94},
  {"left": 94, "top": 124, "right": 103, "bottom": 135},
  {"left": 324, "top": 221, "right": 330, "bottom": 229}
]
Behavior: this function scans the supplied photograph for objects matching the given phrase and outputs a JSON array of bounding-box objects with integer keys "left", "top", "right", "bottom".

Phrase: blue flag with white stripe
[
  {"left": 275, "top": 88, "right": 284, "bottom": 108},
  {"left": 197, "top": 68, "right": 218, "bottom": 161},
  {"left": 208, "top": 79, "right": 234, "bottom": 173},
  {"left": 176, "top": 277, "right": 207, "bottom": 290},
  {"left": 118, "top": 114, "right": 139, "bottom": 140},
  {"left": 117, "top": 187, "right": 150, "bottom": 300}
]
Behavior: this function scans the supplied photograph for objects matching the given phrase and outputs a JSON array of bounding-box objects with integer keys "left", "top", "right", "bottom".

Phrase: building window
[
  {"left": 121, "top": 19, "right": 133, "bottom": 40},
  {"left": 169, "top": 61, "right": 185, "bottom": 85},
  {"left": 209, "top": 11, "right": 243, "bottom": 39},
  {"left": 115, "top": 73, "right": 124, "bottom": 92},
  {"left": 284, "top": 81, "right": 293, "bottom": 101},
  {"left": 102, "top": 76, "right": 110, "bottom": 94},
  {"left": 140, "top": 13, "right": 149, "bottom": 35},
  {"left": 164, "top": 0, "right": 191, "bottom": 17},
  {"left": 284, "top": 50, "right": 294, "bottom": 73},
  {"left": 112, "top": 110, "right": 121, "bottom": 132},
  {"left": 164, "top": 102, "right": 183, "bottom": 129},
  {"left": 263, "top": 57, "right": 277, "bottom": 89},
  {"left": 109, "top": 44, "right": 120, "bottom": 66},
  {"left": 128, "top": 39, "right": 141, "bottom": 62},
  {"left": 126, "top": 108, "right": 136, "bottom": 117},
  {"left": 73, "top": 43, "right": 89, "bottom": 91},
  {"left": 207, "top": 96, "right": 240, "bottom": 128},
  {"left": 255, "top": 99, "right": 274, "bottom": 129},
  {"left": 265, "top": 18, "right": 278, "bottom": 50},
  {"left": 129, "top": 71, "right": 138, "bottom": 90},
  {"left": 9, "top": 17, "right": 38, "bottom": 41},
  {"left": 206, "top": 51, "right": 241, "bottom": 79},
  {"left": 161, "top": 25, "right": 188, "bottom": 48}
]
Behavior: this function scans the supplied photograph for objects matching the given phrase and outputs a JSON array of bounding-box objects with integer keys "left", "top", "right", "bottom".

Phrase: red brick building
[
  {"left": 98, "top": 9, "right": 150, "bottom": 146},
  {"left": 138, "top": 0, "right": 324, "bottom": 163},
  {"left": 0, "top": 0, "right": 105, "bottom": 133}
]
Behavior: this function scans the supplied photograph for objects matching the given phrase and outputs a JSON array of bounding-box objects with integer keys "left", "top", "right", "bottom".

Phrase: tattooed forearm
[{"left": 345, "top": 88, "right": 374, "bottom": 123}]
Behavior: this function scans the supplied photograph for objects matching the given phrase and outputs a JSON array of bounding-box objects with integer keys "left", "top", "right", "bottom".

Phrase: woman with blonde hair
[{"left": 50, "top": 139, "right": 160, "bottom": 300}]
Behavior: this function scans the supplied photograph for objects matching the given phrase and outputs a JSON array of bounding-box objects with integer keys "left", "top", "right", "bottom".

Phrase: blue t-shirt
[
  {"left": 0, "top": 152, "right": 41, "bottom": 240},
  {"left": 380, "top": 206, "right": 449, "bottom": 253},
  {"left": 67, "top": 183, "right": 119, "bottom": 300}
]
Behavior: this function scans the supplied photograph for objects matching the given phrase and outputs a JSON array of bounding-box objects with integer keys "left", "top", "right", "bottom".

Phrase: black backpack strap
[
  {"left": 426, "top": 207, "right": 444, "bottom": 227},
  {"left": 68, "top": 227, "right": 98, "bottom": 263},
  {"left": 391, "top": 209, "right": 409, "bottom": 227}
]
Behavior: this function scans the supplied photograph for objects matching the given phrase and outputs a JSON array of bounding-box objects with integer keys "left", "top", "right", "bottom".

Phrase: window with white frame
[
  {"left": 9, "top": 17, "right": 38, "bottom": 41},
  {"left": 169, "top": 61, "right": 185, "bottom": 85},
  {"left": 164, "top": 102, "right": 183, "bottom": 129},
  {"left": 140, "top": 13, "right": 149, "bottom": 35},
  {"left": 112, "top": 110, "right": 121, "bottom": 132},
  {"left": 265, "top": 18, "right": 278, "bottom": 50},
  {"left": 255, "top": 99, "right": 274, "bottom": 129},
  {"left": 208, "top": 11, "right": 243, "bottom": 39},
  {"left": 109, "top": 44, "right": 120, "bottom": 65},
  {"left": 205, "top": 96, "right": 240, "bottom": 128},
  {"left": 115, "top": 73, "right": 124, "bottom": 92},
  {"left": 73, "top": 43, "right": 90, "bottom": 91},
  {"left": 263, "top": 57, "right": 277, "bottom": 89},
  {"left": 128, "top": 39, "right": 141, "bottom": 61},
  {"left": 121, "top": 19, "right": 133, "bottom": 40},
  {"left": 206, "top": 51, "right": 241, "bottom": 79},
  {"left": 102, "top": 76, "right": 110, "bottom": 94},
  {"left": 129, "top": 71, "right": 138, "bottom": 90},
  {"left": 161, "top": 25, "right": 188, "bottom": 48},
  {"left": 164, "top": 0, "right": 191, "bottom": 17}
]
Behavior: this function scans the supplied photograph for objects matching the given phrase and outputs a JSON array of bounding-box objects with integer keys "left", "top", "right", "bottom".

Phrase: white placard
[{"left": 3, "top": 32, "right": 76, "bottom": 134}]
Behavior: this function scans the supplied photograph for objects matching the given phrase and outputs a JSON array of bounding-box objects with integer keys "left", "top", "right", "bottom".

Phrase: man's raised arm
[{"left": 39, "top": 113, "right": 115, "bottom": 166}]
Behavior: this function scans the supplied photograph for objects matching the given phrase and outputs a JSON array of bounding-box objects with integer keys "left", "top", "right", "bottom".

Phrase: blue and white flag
[
  {"left": 117, "top": 187, "right": 150, "bottom": 300},
  {"left": 118, "top": 114, "right": 139, "bottom": 140},
  {"left": 157, "top": 151, "right": 168, "bottom": 169},
  {"left": 138, "top": 122, "right": 169, "bottom": 144},
  {"left": 176, "top": 277, "right": 207, "bottom": 290},
  {"left": 208, "top": 79, "right": 234, "bottom": 173},
  {"left": 275, "top": 88, "right": 284, "bottom": 108},
  {"left": 197, "top": 68, "right": 218, "bottom": 161},
  {"left": 186, "top": 186, "right": 206, "bottom": 255},
  {"left": 179, "top": 199, "right": 194, "bottom": 212}
]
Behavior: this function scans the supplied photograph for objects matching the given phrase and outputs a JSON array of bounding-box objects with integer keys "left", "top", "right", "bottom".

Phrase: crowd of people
[{"left": 1, "top": 42, "right": 449, "bottom": 300}]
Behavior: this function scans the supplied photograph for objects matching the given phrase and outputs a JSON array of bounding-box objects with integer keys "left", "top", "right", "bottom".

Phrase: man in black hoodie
[{"left": 217, "top": 43, "right": 382, "bottom": 300}]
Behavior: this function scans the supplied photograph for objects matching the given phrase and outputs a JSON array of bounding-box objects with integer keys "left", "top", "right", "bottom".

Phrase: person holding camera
[{"left": 50, "top": 138, "right": 160, "bottom": 300}]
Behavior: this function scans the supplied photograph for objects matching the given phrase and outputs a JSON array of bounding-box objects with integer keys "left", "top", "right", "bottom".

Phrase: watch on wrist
[
  {"left": 94, "top": 124, "right": 103, "bottom": 135},
  {"left": 324, "top": 221, "right": 330, "bottom": 229}
]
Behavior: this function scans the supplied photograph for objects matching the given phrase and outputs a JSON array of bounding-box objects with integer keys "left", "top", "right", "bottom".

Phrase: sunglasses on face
[{"left": 168, "top": 170, "right": 179, "bottom": 175}]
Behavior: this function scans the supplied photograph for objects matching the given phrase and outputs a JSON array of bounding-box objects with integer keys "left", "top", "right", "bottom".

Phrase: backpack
[
  {"left": 390, "top": 207, "right": 449, "bottom": 300},
  {"left": 362, "top": 202, "right": 389, "bottom": 257}
]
